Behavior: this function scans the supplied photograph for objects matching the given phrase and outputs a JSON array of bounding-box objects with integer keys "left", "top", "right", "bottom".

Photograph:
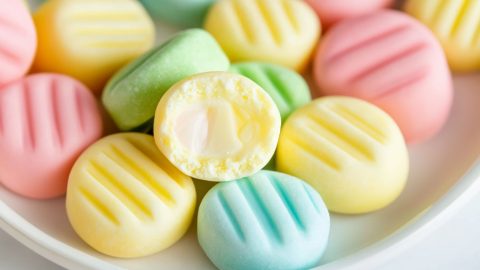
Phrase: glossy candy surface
[
  {"left": 66, "top": 133, "right": 196, "bottom": 258},
  {"left": 0, "top": 73, "right": 102, "bottom": 199},
  {"left": 198, "top": 170, "right": 330, "bottom": 270},
  {"left": 154, "top": 72, "right": 281, "bottom": 181},
  {"left": 277, "top": 97, "right": 409, "bottom": 214}
]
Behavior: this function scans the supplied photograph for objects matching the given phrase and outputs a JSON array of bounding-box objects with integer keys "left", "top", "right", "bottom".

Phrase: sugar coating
[
  {"left": 66, "top": 133, "right": 196, "bottom": 258},
  {"left": 314, "top": 10, "right": 453, "bottom": 143},
  {"left": 204, "top": 0, "right": 321, "bottom": 72},
  {"left": 32, "top": 0, "right": 155, "bottom": 92},
  {"left": 198, "top": 170, "right": 330, "bottom": 270},
  {"left": 0, "top": 73, "right": 103, "bottom": 199},
  {"left": 154, "top": 72, "right": 281, "bottom": 181},
  {"left": 230, "top": 62, "right": 311, "bottom": 122},
  {"left": 305, "top": 0, "right": 393, "bottom": 28},
  {"left": 405, "top": 0, "right": 480, "bottom": 72},
  {"left": 140, "top": 0, "right": 216, "bottom": 27},
  {"left": 0, "top": 0, "right": 37, "bottom": 86},
  {"left": 103, "top": 29, "right": 230, "bottom": 131},
  {"left": 277, "top": 97, "right": 409, "bottom": 214}
]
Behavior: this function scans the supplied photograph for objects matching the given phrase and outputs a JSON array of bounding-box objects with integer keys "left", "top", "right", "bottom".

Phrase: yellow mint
[
  {"left": 32, "top": 0, "right": 155, "bottom": 93},
  {"left": 277, "top": 97, "right": 409, "bottom": 214},
  {"left": 405, "top": 0, "right": 480, "bottom": 72},
  {"left": 205, "top": 0, "right": 321, "bottom": 72},
  {"left": 66, "top": 133, "right": 196, "bottom": 258},
  {"left": 154, "top": 72, "right": 281, "bottom": 182}
]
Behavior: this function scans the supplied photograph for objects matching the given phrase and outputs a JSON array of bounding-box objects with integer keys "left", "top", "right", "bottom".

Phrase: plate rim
[{"left": 1, "top": 159, "right": 480, "bottom": 270}]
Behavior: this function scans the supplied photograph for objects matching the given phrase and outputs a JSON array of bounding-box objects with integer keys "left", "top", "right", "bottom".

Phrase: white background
[{"left": 2, "top": 191, "right": 480, "bottom": 270}]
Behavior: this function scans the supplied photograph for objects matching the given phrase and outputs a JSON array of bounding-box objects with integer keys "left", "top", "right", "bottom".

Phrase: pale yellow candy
[
  {"left": 204, "top": 0, "right": 321, "bottom": 72},
  {"left": 277, "top": 97, "right": 409, "bottom": 214},
  {"left": 154, "top": 72, "right": 281, "bottom": 181},
  {"left": 405, "top": 0, "right": 480, "bottom": 72},
  {"left": 66, "top": 133, "right": 196, "bottom": 258},
  {"left": 33, "top": 0, "right": 155, "bottom": 93}
]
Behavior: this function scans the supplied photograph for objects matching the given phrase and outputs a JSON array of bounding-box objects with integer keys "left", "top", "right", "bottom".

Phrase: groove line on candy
[
  {"left": 327, "top": 105, "right": 386, "bottom": 144},
  {"left": 327, "top": 24, "right": 410, "bottom": 64},
  {"left": 426, "top": 0, "right": 444, "bottom": 23},
  {"left": 285, "top": 134, "right": 341, "bottom": 171},
  {"left": 373, "top": 68, "right": 428, "bottom": 100},
  {"left": 237, "top": 179, "right": 283, "bottom": 243},
  {"left": 232, "top": 0, "right": 255, "bottom": 43},
  {"left": 108, "top": 144, "right": 176, "bottom": 206},
  {"left": 0, "top": 95, "right": 3, "bottom": 137},
  {"left": 0, "top": 46, "right": 21, "bottom": 65},
  {"left": 304, "top": 114, "right": 375, "bottom": 161},
  {"left": 266, "top": 174, "right": 305, "bottom": 231},
  {"left": 449, "top": 0, "right": 470, "bottom": 38},
  {"left": 347, "top": 42, "right": 427, "bottom": 84},
  {"left": 73, "top": 25, "right": 149, "bottom": 36},
  {"left": 82, "top": 39, "right": 148, "bottom": 49},
  {"left": 126, "top": 138, "right": 184, "bottom": 187},
  {"left": 217, "top": 191, "right": 246, "bottom": 241},
  {"left": 51, "top": 80, "right": 64, "bottom": 148},
  {"left": 70, "top": 10, "right": 141, "bottom": 21},
  {"left": 0, "top": 15, "right": 28, "bottom": 34},
  {"left": 83, "top": 168, "right": 141, "bottom": 221},
  {"left": 461, "top": 2, "right": 480, "bottom": 46},
  {"left": 303, "top": 184, "right": 321, "bottom": 214},
  {"left": 299, "top": 120, "right": 365, "bottom": 162},
  {"left": 86, "top": 160, "right": 153, "bottom": 220},
  {"left": 22, "top": 82, "right": 36, "bottom": 150},
  {"left": 473, "top": 17, "right": 480, "bottom": 46},
  {"left": 237, "top": 66, "right": 289, "bottom": 109},
  {"left": 0, "top": 16, "right": 15, "bottom": 31},
  {"left": 79, "top": 188, "right": 120, "bottom": 225},
  {"left": 74, "top": 89, "right": 86, "bottom": 133},
  {"left": 281, "top": 0, "right": 298, "bottom": 32},
  {"left": 255, "top": 0, "right": 283, "bottom": 45},
  {"left": 431, "top": 0, "right": 448, "bottom": 31}
]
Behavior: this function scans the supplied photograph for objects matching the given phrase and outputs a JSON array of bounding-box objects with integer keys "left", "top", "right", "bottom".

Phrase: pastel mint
[
  {"left": 230, "top": 62, "right": 311, "bottom": 122},
  {"left": 102, "top": 29, "right": 229, "bottom": 131},
  {"left": 140, "top": 0, "right": 216, "bottom": 27},
  {"left": 198, "top": 170, "right": 330, "bottom": 270}
]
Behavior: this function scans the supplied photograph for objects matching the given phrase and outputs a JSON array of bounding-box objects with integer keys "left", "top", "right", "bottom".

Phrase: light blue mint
[{"left": 198, "top": 170, "right": 330, "bottom": 270}]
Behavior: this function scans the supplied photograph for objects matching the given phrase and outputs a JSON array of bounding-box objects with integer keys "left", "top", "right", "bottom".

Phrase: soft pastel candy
[
  {"left": 102, "top": 29, "right": 230, "bottom": 131},
  {"left": 305, "top": 0, "right": 393, "bottom": 29},
  {"left": 230, "top": 62, "right": 311, "bottom": 122},
  {"left": 139, "top": 0, "right": 216, "bottom": 27},
  {"left": 404, "top": 0, "right": 480, "bottom": 72},
  {"left": 0, "top": 0, "right": 37, "bottom": 86},
  {"left": 154, "top": 72, "right": 281, "bottom": 181},
  {"left": 0, "top": 73, "right": 102, "bottom": 199},
  {"left": 66, "top": 133, "right": 196, "bottom": 258},
  {"left": 277, "top": 97, "right": 409, "bottom": 214},
  {"left": 198, "top": 170, "right": 330, "bottom": 270},
  {"left": 313, "top": 10, "right": 453, "bottom": 143},
  {"left": 32, "top": 0, "right": 155, "bottom": 93},
  {"left": 204, "top": 0, "right": 320, "bottom": 72}
]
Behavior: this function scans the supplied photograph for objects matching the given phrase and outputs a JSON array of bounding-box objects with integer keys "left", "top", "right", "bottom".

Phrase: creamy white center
[{"left": 174, "top": 100, "right": 257, "bottom": 158}]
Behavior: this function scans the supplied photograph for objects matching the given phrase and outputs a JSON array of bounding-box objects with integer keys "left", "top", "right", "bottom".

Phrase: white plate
[{"left": 2, "top": 1, "right": 480, "bottom": 269}]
